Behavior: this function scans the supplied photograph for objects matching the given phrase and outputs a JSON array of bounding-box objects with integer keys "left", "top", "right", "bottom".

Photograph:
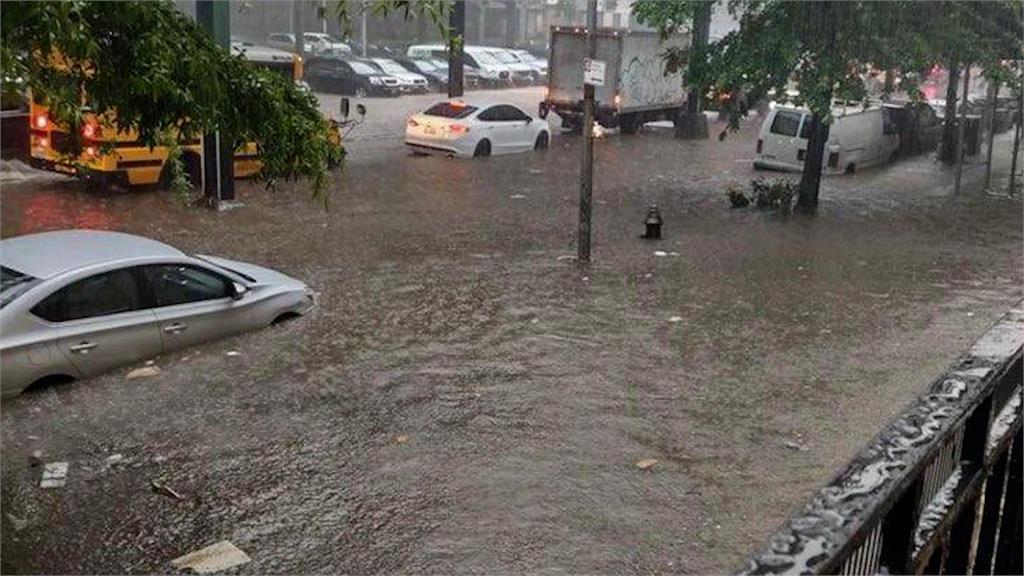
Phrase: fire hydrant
[{"left": 642, "top": 205, "right": 663, "bottom": 240}]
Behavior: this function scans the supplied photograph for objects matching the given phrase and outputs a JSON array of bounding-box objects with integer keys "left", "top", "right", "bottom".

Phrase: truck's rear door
[{"left": 548, "top": 29, "right": 622, "bottom": 106}]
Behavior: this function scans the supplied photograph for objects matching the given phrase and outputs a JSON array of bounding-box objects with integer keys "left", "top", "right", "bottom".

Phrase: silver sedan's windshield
[{"left": 1, "top": 265, "right": 40, "bottom": 308}]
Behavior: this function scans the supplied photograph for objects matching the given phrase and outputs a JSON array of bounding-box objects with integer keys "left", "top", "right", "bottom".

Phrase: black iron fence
[{"left": 740, "top": 302, "right": 1023, "bottom": 575}]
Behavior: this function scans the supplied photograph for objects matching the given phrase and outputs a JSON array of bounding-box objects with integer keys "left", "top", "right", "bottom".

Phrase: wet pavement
[{"left": 1, "top": 89, "right": 1022, "bottom": 574}]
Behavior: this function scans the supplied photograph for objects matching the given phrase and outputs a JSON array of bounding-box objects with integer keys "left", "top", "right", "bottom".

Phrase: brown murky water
[{"left": 1, "top": 106, "right": 1021, "bottom": 573}]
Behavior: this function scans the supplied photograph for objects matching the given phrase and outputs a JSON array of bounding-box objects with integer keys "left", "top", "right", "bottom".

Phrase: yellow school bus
[{"left": 28, "top": 44, "right": 315, "bottom": 188}]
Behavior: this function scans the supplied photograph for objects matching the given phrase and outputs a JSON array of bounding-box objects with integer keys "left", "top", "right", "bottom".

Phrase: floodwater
[{"left": 1, "top": 94, "right": 1021, "bottom": 573}]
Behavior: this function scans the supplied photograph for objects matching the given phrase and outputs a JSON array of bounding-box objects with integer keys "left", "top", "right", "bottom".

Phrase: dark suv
[{"left": 305, "top": 57, "right": 401, "bottom": 97}]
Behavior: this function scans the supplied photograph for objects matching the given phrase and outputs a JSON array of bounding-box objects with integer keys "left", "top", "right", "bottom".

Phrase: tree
[
  {"left": 0, "top": 0, "right": 449, "bottom": 203},
  {"left": 644, "top": 1, "right": 889, "bottom": 212},
  {"left": 635, "top": 1, "right": 1023, "bottom": 211}
]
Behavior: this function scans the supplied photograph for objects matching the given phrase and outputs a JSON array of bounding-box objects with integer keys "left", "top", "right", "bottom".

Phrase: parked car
[
  {"left": 755, "top": 104, "right": 899, "bottom": 173},
  {"left": 408, "top": 44, "right": 512, "bottom": 87},
  {"left": 303, "top": 32, "right": 352, "bottom": 56},
  {"left": 0, "top": 230, "right": 315, "bottom": 397},
  {"left": 366, "top": 58, "right": 430, "bottom": 94},
  {"left": 405, "top": 100, "right": 550, "bottom": 158},
  {"left": 266, "top": 32, "right": 310, "bottom": 53},
  {"left": 394, "top": 57, "right": 449, "bottom": 92},
  {"left": 510, "top": 49, "right": 547, "bottom": 82},
  {"left": 485, "top": 48, "right": 537, "bottom": 85},
  {"left": 429, "top": 59, "right": 483, "bottom": 90},
  {"left": 305, "top": 57, "right": 401, "bottom": 97}
]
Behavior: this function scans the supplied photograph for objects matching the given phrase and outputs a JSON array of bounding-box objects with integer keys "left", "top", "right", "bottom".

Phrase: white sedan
[{"left": 405, "top": 100, "right": 551, "bottom": 158}]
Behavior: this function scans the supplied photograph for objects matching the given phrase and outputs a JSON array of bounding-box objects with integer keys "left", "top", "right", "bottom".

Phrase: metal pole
[
  {"left": 448, "top": 1, "right": 465, "bottom": 98},
  {"left": 321, "top": 0, "right": 327, "bottom": 34},
  {"left": 984, "top": 76, "right": 998, "bottom": 190},
  {"left": 293, "top": 0, "right": 305, "bottom": 58},
  {"left": 577, "top": 0, "right": 597, "bottom": 263},
  {"left": 955, "top": 64, "right": 970, "bottom": 196},
  {"left": 196, "top": 0, "right": 234, "bottom": 204},
  {"left": 1010, "top": 93, "right": 1022, "bottom": 195},
  {"left": 361, "top": 2, "right": 368, "bottom": 57}
]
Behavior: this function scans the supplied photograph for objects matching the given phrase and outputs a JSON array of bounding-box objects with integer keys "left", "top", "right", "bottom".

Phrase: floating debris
[
  {"left": 225, "top": 351, "right": 241, "bottom": 357},
  {"left": 40, "top": 462, "right": 68, "bottom": 488},
  {"left": 668, "top": 316, "right": 683, "bottom": 323},
  {"left": 6, "top": 513, "right": 27, "bottom": 532},
  {"left": 151, "top": 480, "right": 184, "bottom": 501},
  {"left": 654, "top": 251, "right": 668, "bottom": 257},
  {"left": 126, "top": 366, "right": 161, "bottom": 379},
  {"left": 635, "top": 458, "right": 658, "bottom": 470},
  {"left": 394, "top": 434, "right": 409, "bottom": 444},
  {"left": 171, "top": 541, "right": 250, "bottom": 574}
]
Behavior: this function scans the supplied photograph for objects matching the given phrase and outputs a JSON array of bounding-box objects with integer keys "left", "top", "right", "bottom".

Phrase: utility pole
[
  {"left": 196, "top": 0, "right": 234, "bottom": 205},
  {"left": 293, "top": 0, "right": 305, "bottom": 58},
  {"left": 954, "top": 64, "right": 970, "bottom": 196},
  {"left": 577, "top": 0, "right": 597, "bottom": 263},
  {"left": 448, "top": 1, "right": 466, "bottom": 98},
  {"left": 320, "top": 0, "right": 327, "bottom": 34},
  {"left": 984, "top": 76, "right": 998, "bottom": 190},
  {"left": 361, "top": 1, "right": 368, "bottom": 57}
]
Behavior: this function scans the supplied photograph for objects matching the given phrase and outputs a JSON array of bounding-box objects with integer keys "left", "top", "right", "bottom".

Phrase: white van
[
  {"left": 754, "top": 105, "right": 899, "bottom": 173},
  {"left": 407, "top": 44, "right": 512, "bottom": 86}
]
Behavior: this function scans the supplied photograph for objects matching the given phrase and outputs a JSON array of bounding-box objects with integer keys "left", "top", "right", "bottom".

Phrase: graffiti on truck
[{"left": 621, "top": 54, "right": 682, "bottom": 107}]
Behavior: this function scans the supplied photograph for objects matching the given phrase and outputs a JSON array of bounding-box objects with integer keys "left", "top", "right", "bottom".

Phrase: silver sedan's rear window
[{"left": 1, "top": 265, "right": 40, "bottom": 308}]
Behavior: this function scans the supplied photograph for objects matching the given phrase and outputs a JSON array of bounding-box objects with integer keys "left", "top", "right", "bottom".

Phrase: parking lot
[{"left": 1, "top": 89, "right": 1022, "bottom": 573}]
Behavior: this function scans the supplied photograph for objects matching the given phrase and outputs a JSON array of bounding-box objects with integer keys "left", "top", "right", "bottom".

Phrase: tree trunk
[
  {"left": 686, "top": 1, "right": 712, "bottom": 115},
  {"left": 796, "top": 113, "right": 831, "bottom": 212},
  {"left": 954, "top": 64, "right": 970, "bottom": 195},
  {"left": 794, "top": 0, "right": 835, "bottom": 213},
  {"left": 941, "top": 58, "right": 960, "bottom": 164},
  {"left": 882, "top": 67, "right": 895, "bottom": 101}
]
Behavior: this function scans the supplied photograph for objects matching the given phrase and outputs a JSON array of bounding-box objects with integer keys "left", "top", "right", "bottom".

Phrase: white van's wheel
[{"left": 845, "top": 163, "right": 856, "bottom": 174}]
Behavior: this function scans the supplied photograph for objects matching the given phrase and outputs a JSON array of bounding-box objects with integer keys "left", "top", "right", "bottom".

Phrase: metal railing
[{"left": 740, "top": 302, "right": 1023, "bottom": 575}]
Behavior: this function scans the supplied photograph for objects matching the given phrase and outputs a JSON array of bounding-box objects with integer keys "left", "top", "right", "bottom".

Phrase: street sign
[{"left": 583, "top": 58, "right": 605, "bottom": 86}]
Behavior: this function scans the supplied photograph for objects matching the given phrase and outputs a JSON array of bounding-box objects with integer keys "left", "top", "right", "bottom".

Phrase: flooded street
[{"left": 2, "top": 88, "right": 1021, "bottom": 573}]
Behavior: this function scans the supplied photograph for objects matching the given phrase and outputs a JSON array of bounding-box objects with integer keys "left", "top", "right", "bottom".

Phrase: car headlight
[{"left": 370, "top": 77, "right": 383, "bottom": 85}]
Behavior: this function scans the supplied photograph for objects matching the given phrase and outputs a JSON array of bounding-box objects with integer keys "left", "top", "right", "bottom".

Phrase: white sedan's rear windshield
[{"left": 424, "top": 103, "right": 478, "bottom": 119}]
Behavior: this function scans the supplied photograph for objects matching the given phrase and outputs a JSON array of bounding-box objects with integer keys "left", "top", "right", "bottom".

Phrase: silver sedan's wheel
[
  {"left": 474, "top": 139, "right": 491, "bottom": 158},
  {"left": 534, "top": 131, "right": 549, "bottom": 150}
]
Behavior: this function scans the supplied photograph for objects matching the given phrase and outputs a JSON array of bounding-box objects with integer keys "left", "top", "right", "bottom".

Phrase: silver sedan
[{"left": 0, "top": 230, "right": 315, "bottom": 397}]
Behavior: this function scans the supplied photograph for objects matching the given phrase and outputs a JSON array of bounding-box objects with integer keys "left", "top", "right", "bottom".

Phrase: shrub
[
  {"left": 726, "top": 184, "right": 750, "bottom": 208},
  {"left": 751, "top": 178, "right": 796, "bottom": 212}
]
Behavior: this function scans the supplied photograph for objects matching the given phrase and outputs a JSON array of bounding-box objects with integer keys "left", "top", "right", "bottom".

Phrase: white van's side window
[
  {"left": 770, "top": 110, "right": 801, "bottom": 137},
  {"left": 799, "top": 116, "right": 812, "bottom": 139}
]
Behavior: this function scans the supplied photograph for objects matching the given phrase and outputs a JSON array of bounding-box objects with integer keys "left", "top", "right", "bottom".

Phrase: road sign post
[
  {"left": 577, "top": 0, "right": 597, "bottom": 263},
  {"left": 196, "top": 0, "right": 234, "bottom": 205}
]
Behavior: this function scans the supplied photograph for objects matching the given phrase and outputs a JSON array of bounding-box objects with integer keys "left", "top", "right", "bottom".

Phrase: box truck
[{"left": 538, "top": 27, "right": 689, "bottom": 134}]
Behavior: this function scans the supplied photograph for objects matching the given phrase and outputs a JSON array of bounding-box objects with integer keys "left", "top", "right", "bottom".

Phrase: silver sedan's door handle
[
  {"left": 69, "top": 341, "right": 98, "bottom": 354},
  {"left": 163, "top": 323, "right": 188, "bottom": 334}
]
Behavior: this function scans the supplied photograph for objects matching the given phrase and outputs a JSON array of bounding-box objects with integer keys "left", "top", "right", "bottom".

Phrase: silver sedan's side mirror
[
  {"left": 230, "top": 282, "right": 249, "bottom": 301},
  {"left": 340, "top": 97, "right": 351, "bottom": 119}
]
